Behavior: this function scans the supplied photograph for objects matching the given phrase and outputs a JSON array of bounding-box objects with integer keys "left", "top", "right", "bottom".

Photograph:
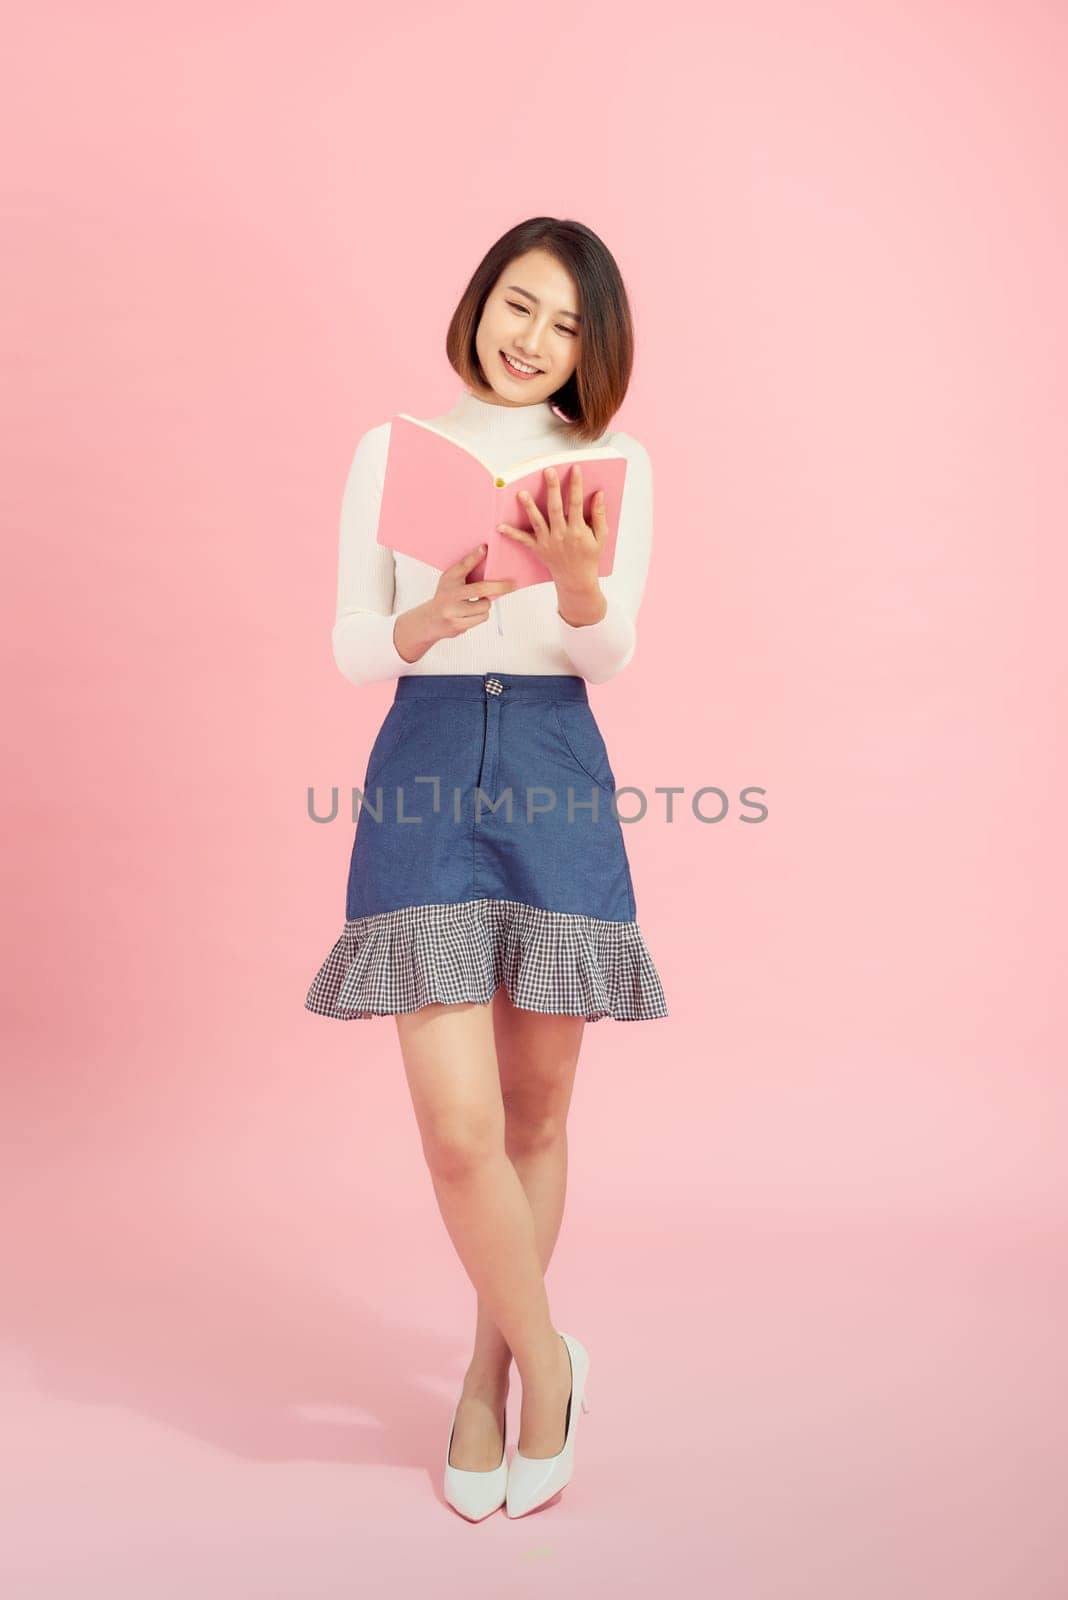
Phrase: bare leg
[
  {"left": 468, "top": 985, "right": 583, "bottom": 1379},
  {"left": 395, "top": 995, "right": 580, "bottom": 1468}
]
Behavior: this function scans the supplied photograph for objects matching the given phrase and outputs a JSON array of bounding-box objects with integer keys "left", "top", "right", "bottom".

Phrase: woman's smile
[{"left": 500, "top": 351, "right": 543, "bottom": 380}]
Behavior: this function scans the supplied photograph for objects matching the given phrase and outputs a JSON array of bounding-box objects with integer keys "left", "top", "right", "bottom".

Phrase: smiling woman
[
  {"left": 447, "top": 219, "right": 632, "bottom": 446},
  {"left": 305, "top": 215, "right": 667, "bottom": 1522}
]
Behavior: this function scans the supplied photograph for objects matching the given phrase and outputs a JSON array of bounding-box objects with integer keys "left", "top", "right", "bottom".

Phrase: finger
[
  {"left": 496, "top": 520, "right": 536, "bottom": 549},
  {"left": 455, "top": 604, "right": 493, "bottom": 629},
  {"left": 465, "top": 579, "right": 518, "bottom": 596},
  {"left": 517, "top": 488, "right": 547, "bottom": 533},
  {"left": 590, "top": 488, "right": 607, "bottom": 541},
  {"left": 445, "top": 543, "right": 489, "bottom": 576},
  {"left": 568, "top": 463, "right": 583, "bottom": 523},
  {"left": 542, "top": 468, "right": 564, "bottom": 527}
]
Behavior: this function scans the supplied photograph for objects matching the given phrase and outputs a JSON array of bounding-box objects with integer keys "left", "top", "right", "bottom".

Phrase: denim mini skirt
[{"left": 305, "top": 672, "right": 668, "bottom": 1022}]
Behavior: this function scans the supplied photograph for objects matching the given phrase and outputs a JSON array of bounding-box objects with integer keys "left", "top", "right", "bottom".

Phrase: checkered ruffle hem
[{"left": 304, "top": 896, "right": 669, "bottom": 1023}]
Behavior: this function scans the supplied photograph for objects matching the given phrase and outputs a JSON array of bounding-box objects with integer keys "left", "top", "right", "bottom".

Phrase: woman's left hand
[{"left": 496, "top": 465, "right": 606, "bottom": 595}]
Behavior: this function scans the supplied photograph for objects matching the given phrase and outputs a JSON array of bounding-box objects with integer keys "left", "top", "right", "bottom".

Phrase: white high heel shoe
[
  {"left": 506, "top": 1331, "right": 591, "bottom": 1518},
  {"left": 443, "top": 1395, "right": 508, "bottom": 1521}
]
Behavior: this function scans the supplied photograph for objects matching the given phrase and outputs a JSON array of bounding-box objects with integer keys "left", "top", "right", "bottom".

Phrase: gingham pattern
[{"left": 304, "top": 896, "right": 669, "bottom": 1023}]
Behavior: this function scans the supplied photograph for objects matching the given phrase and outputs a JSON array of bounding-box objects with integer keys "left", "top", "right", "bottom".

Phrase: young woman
[{"left": 305, "top": 217, "right": 668, "bottom": 1520}]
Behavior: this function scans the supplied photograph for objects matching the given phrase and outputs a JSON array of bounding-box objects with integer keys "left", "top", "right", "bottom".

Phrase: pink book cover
[{"left": 375, "top": 414, "right": 629, "bottom": 592}]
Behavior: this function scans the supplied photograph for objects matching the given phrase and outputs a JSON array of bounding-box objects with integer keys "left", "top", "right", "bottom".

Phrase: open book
[{"left": 375, "top": 413, "right": 629, "bottom": 592}]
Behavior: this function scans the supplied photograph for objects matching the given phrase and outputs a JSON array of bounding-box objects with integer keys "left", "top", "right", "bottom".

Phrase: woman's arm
[
  {"left": 555, "top": 433, "right": 654, "bottom": 685},
  {"left": 331, "top": 423, "right": 415, "bottom": 687}
]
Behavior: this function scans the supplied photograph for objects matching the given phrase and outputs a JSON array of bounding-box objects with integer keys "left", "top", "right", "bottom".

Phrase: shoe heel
[{"left": 507, "top": 1332, "right": 591, "bottom": 1519}]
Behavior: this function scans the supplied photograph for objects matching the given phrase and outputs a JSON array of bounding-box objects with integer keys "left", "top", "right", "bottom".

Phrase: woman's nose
[{"left": 518, "top": 321, "right": 550, "bottom": 356}]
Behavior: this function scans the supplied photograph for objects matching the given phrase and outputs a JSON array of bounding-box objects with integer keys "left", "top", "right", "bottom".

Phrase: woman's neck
[{"left": 437, "top": 386, "right": 570, "bottom": 449}]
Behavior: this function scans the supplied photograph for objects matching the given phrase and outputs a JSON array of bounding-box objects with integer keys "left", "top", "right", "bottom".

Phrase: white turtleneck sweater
[{"left": 330, "top": 388, "right": 654, "bottom": 687}]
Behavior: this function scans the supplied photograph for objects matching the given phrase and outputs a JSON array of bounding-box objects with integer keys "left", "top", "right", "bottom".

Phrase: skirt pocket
[
  {"left": 550, "top": 702, "right": 618, "bottom": 795},
  {"left": 363, "top": 701, "right": 414, "bottom": 790}
]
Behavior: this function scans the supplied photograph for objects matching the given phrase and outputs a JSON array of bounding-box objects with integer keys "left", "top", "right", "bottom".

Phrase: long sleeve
[
  {"left": 330, "top": 422, "right": 413, "bottom": 687},
  {"left": 555, "top": 433, "right": 654, "bottom": 685}
]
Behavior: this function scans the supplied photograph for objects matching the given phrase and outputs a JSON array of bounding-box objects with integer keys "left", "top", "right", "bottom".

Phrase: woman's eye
[{"left": 506, "top": 301, "right": 577, "bottom": 336}]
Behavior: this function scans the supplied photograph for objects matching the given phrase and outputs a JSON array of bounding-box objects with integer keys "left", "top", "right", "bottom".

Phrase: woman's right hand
[{"left": 393, "top": 544, "right": 517, "bottom": 663}]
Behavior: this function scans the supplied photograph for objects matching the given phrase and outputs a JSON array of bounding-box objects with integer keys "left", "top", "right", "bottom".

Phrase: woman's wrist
[
  {"left": 393, "top": 604, "right": 437, "bottom": 664},
  {"left": 556, "top": 580, "right": 607, "bottom": 628}
]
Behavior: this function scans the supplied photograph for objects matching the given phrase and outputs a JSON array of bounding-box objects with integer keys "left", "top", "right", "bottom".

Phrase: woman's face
[{"left": 473, "top": 248, "right": 582, "bottom": 407}]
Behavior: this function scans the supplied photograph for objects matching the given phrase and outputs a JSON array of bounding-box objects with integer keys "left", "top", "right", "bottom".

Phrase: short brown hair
[{"left": 445, "top": 217, "right": 635, "bottom": 445}]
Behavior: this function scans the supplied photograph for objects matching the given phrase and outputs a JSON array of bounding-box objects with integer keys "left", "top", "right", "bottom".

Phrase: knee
[
  {"left": 421, "top": 1111, "right": 501, "bottom": 1181},
  {"left": 503, "top": 1099, "right": 566, "bottom": 1156}
]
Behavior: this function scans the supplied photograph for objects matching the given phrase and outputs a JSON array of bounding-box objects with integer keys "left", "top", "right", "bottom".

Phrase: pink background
[{"left": 4, "top": 2, "right": 1066, "bottom": 1595}]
